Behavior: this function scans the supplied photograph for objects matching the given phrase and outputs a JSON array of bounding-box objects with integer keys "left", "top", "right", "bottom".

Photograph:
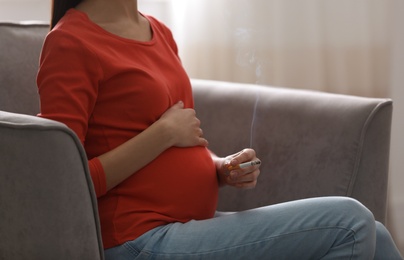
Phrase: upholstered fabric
[
  {"left": 0, "top": 21, "right": 393, "bottom": 257},
  {"left": 0, "top": 111, "right": 104, "bottom": 259},
  {"left": 0, "top": 22, "right": 104, "bottom": 259},
  {"left": 192, "top": 80, "right": 392, "bottom": 223},
  {"left": 0, "top": 22, "right": 47, "bottom": 115}
]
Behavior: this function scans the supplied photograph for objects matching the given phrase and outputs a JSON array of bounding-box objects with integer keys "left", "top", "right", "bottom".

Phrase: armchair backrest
[
  {"left": 192, "top": 79, "right": 392, "bottom": 224},
  {"left": 0, "top": 22, "right": 47, "bottom": 115}
]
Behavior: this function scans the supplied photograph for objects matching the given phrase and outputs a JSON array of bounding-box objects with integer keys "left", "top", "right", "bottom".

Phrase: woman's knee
[
  {"left": 331, "top": 197, "right": 374, "bottom": 221},
  {"left": 323, "top": 197, "right": 376, "bottom": 236}
]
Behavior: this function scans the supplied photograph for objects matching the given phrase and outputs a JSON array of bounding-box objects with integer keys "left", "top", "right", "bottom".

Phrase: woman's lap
[{"left": 105, "top": 196, "right": 402, "bottom": 260}]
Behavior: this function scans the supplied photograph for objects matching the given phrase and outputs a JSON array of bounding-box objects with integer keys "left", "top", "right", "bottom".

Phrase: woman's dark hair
[{"left": 51, "top": 0, "right": 82, "bottom": 29}]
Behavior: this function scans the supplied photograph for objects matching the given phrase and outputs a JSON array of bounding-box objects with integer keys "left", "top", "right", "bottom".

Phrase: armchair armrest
[
  {"left": 0, "top": 111, "right": 104, "bottom": 259},
  {"left": 192, "top": 79, "right": 392, "bottom": 223}
]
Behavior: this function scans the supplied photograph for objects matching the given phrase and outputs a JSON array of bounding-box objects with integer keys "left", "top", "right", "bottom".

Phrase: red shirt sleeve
[{"left": 37, "top": 29, "right": 107, "bottom": 197}]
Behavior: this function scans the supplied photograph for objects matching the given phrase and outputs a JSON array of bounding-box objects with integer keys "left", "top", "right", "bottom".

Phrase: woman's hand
[
  {"left": 214, "top": 148, "right": 261, "bottom": 189},
  {"left": 159, "top": 101, "right": 209, "bottom": 148},
  {"left": 98, "top": 101, "right": 208, "bottom": 191}
]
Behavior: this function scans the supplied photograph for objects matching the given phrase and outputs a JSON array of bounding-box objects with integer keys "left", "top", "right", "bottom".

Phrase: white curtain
[{"left": 165, "top": 0, "right": 395, "bottom": 98}]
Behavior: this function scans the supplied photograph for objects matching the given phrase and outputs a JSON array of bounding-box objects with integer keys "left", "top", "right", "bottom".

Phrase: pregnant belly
[{"left": 118, "top": 146, "right": 219, "bottom": 221}]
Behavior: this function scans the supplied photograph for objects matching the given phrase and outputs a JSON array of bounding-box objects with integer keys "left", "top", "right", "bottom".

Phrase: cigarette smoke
[{"left": 226, "top": 0, "right": 268, "bottom": 148}]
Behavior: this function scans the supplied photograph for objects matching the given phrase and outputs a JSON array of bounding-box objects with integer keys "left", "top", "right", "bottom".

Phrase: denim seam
[{"left": 123, "top": 241, "right": 141, "bottom": 257}]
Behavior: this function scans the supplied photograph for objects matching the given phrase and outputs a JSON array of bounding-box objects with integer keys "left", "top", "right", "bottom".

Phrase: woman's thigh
[{"left": 105, "top": 196, "right": 376, "bottom": 260}]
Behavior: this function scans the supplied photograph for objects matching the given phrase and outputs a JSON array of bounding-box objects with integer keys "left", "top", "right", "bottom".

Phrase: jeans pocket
[
  {"left": 104, "top": 241, "right": 142, "bottom": 260},
  {"left": 123, "top": 240, "right": 154, "bottom": 260}
]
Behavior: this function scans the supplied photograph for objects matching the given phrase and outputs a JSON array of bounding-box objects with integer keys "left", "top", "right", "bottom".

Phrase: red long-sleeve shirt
[{"left": 37, "top": 9, "right": 218, "bottom": 249}]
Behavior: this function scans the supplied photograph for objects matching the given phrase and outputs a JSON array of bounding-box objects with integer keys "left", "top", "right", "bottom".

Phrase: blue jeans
[{"left": 105, "top": 197, "right": 402, "bottom": 259}]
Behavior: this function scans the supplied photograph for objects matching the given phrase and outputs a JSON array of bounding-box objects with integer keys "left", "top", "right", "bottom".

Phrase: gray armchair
[
  {"left": 0, "top": 23, "right": 104, "bottom": 260},
  {"left": 0, "top": 22, "right": 393, "bottom": 259}
]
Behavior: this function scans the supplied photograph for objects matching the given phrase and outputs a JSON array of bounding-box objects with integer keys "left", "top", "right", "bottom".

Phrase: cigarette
[{"left": 227, "top": 160, "right": 261, "bottom": 171}]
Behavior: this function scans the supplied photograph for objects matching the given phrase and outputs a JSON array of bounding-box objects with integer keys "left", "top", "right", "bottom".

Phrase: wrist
[
  {"left": 211, "top": 156, "right": 228, "bottom": 187},
  {"left": 151, "top": 118, "right": 175, "bottom": 150}
]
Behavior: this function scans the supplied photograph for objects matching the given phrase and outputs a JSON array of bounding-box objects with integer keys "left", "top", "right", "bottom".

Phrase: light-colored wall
[
  {"left": 0, "top": 0, "right": 169, "bottom": 24},
  {"left": 388, "top": 0, "right": 404, "bottom": 253},
  {"left": 0, "top": 0, "right": 50, "bottom": 21}
]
